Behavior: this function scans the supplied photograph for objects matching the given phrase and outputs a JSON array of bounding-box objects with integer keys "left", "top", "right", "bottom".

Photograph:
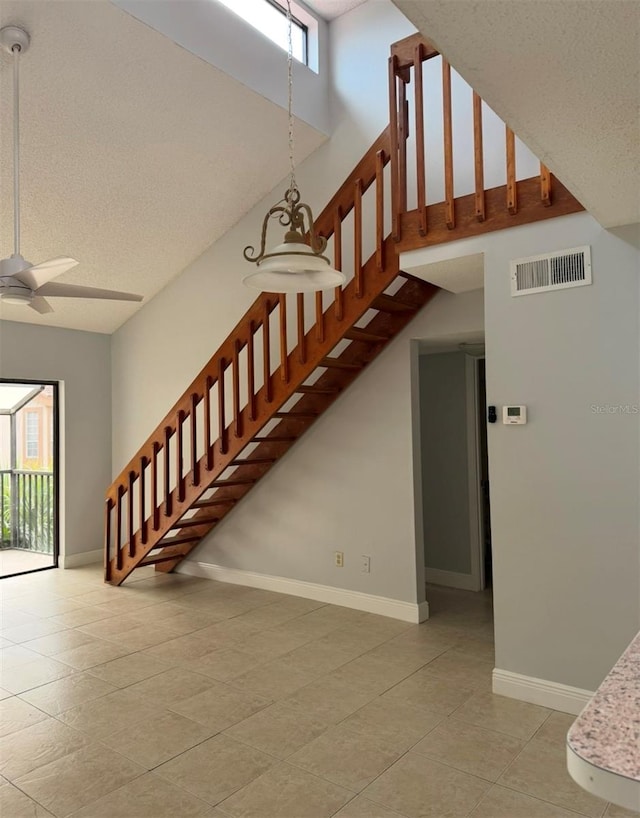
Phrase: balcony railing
[{"left": 0, "top": 470, "right": 55, "bottom": 554}]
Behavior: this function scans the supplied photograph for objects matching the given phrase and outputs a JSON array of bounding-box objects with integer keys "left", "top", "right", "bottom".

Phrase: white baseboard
[
  {"left": 177, "top": 561, "right": 429, "bottom": 623},
  {"left": 425, "top": 567, "right": 479, "bottom": 591},
  {"left": 60, "top": 548, "right": 103, "bottom": 569},
  {"left": 493, "top": 668, "right": 594, "bottom": 715}
]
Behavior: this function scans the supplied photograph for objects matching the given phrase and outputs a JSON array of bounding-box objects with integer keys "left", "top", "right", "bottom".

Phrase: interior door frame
[
  {"left": 465, "top": 355, "right": 486, "bottom": 591},
  {"left": 0, "top": 378, "right": 60, "bottom": 576}
]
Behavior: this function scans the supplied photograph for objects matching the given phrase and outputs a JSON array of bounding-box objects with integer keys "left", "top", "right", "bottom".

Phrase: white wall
[
  {"left": 403, "top": 211, "right": 640, "bottom": 692},
  {"left": 0, "top": 320, "right": 111, "bottom": 559},
  {"left": 192, "top": 288, "right": 484, "bottom": 604}
]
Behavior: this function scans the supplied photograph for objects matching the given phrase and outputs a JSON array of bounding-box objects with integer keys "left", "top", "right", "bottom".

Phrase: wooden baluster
[
  {"left": 442, "top": 58, "right": 455, "bottom": 229},
  {"left": 540, "top": 162, "right": 551, "bottom": 206},
  {"left": 152, "top": 442, "right": 159, "bottom": 530},
  {"left": 247, "top": 323, "right": 256, "bottom": 421},
  {"left": 296, "top": 294, "right": 306, "bottom": 363},
  {"left": 191, "top": 393, "right": 199, "bottom": 486},
  {"left": 389, "top": 55, "right": 400, "bottom": 241},
  {"left": 473, "top": 92, "right": 485, "bottom": 222},
  {"left": 218, "top": 359, "right": 228, "bottom": 454},
  {"left": 115, "top": 485, "right": 123, "bottom": 571},
  {"left": 414, "top": 44, "right": 427, "bottom": 236},
  {"left": 315, "top": 291, "right": 324, "bottom": 343},
  {"left": 398, "top": 79, "right": 408, "bottom": 215},
  {"left": 376, "top": 150, "right": 385, "bottom": 272},
  {"left": 334, "top": 210, "right": 343, "bottom": 321},
  {"left": 164, "top": 427, "right": 172, "bottom": 516},
  {"left": 139, "top": 457, "right": 147, "bottom": 545},
  {"left": 128, "top": 472, "right": 135, "bottom": 558},
  {"left": 104, "top": 499, "right": 112, "bottom": 581},
  {"left": 176, "top": 411, "right": 185, "bottom": 503},
  {"left": 279, "top": 294, "right": 289, "bottom": 382},
  {"left": 354, "top": 178, "right": 363, "bottom": 297},
  {"left": 263, "top": 301, "right": 272, "bottom": 403},
  {"left": 506, "top": 126, "right": 517, "bottom": 214},
  {"left": 204, "top": 376, "right": 213, "bottom": 470},
  {"left": 233, "top": 340, "right": 242, "bottom": 438}
]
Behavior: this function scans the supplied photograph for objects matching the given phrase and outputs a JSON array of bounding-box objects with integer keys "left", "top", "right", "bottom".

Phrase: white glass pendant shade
[{"left": 243, "top": 238, "right": 346, "bottom": 293}]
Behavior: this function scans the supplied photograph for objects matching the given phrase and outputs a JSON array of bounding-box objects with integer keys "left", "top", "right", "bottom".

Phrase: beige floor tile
[
  {"left": 533, "top": 711, "right": 577, "bottom": 746},
  {"left": 47, "top": 606, "right": 116, "bottom": 628},
  {"left": 363, "top": 753, "right": 490, "bottom": 818},
  {"left": 0, "top": 686, "right": 12, "bottom": 699},
  {"left": 1, "top": 696, "right": 49, "bottom": 737},
  {"left": 604, "top": 804, "right": 640, "bottom": 817},
  {"left": 327, "top": 655, "right": 418, "bottom": 695},
  {"left": 469, "top": 784, "right": 593, "bottom": 817},
  {"left": 340, "top": 697, "right": 443, "bottom": 753},
  {"left": 419, "top": 651, "right": 494, "bottom": 690},
  {"left": 230, "top": 657, "right": 316, "bottom": 699},
  {"left": 225, "top": 702, "right": 332, "bottom": 758},
  {"left": 0, "top": 717, "right": 91, "bottom": 780},
  {"left": 382, "top": 670, "right": 475, "bottom": 714},
  {"left": 156, "top": 734, "right": 276, "bottom": 805},
  {"left": 268, "top": 614, "right": 342, "bottom": 642},
  {"left": 86, "top": 652, "right": 170, "bottom": 688},
  {"left": 67, "top": 772, "right": 211, "bottom": 817},
  {"left": 100, "top": 710, "right": 216, "bottom": 768},
  {"left": 14, "top": 742, "right": 146, "bottom": 817},
  {"left": 12, "top": 598, "right": 86, "bottom": 618},
  {"left": 21, "top": 630, "right": 97, "bottom": 658},
  {"left": 0, "top": 656, "right": 76, "bottom": 694},
  {"left": 498, "top": 737, "right": 608, "bottom": 817},
  {"left": 364, "top": 640, "right": 449, "bottom": 674},
  {"left": 1, "top": 643, "right": 42, "bottom": 669},
  {"left": 219, "top": 761, "right": 353, "bottom": 817},
  {"left": 220, "top": 764, "right": 353, "bottom": 818},
  {"left": 144, "top": 609, "right": 221, "bottom": 636},
  {"left": 76, "top": 614, "right": 149, "bottom": 640},
  {"left": 234, "top": 628, "right": 311, "bottom": 661},
  {"left": 453, "top": 691, "right": 552, "bottom": 740},
  {"left": 449, "top": 637, "right": 495, "bottom": 663},
  {"left": 334, "top": 795, "right": 410, "bottom": 818},
  {"left": 53, "top": 638, "right": 135, "bottom": 670},
  {"left": 284, "top": 675, "right": 379, "bottom": 724},
  {"left": 412, "top": 717, "right": 525, "bottom": 781},
  {"left": 142, "top": 630, "right": 233, "bottom": 665},
  {"left": 19, "top": 672, "right": 116, "bottom": 716},
  {"left": 170, "top": 680, "right": 271, "bottom": 731},
  {"left": 0, "top": 619, "right": 68, "bottom": 644},
  {"left": 0, "top": 609, "right": 42, "bottom": 630},
  {"left": 185, "top": 647, "right": 262, "bottom": 682},
  {"left": 289, "top": 724, "right": 400, "bottom": 792},
  {"left": 126, "top": 667, "right": 214, "bottom": 707},
  {"left": 57, "top": 688, "right": 166, "bottom": 739},
  {"left": 0, "top": 782, "right": 55, "bottom": 817},
  {"left": 229, "top": 600, "right": 317, "bottom": 630},
  {"left": 279, "top": 640, "right": 363, "bottom": 675}
]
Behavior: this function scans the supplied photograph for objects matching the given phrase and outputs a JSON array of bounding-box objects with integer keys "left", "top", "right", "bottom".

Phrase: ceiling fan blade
[
  {"left": 36, "top": 282, "right": 143, "bottom": 302},
  {"left": 14, "top": 256, "right": 79, "bottom": 290},
  {"left": 29, "top": 296, "right": 54, "bottom": 315}
]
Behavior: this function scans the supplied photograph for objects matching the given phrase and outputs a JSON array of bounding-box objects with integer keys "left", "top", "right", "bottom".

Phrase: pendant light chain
[
  {"left": 12, "top": 43, "right": 21, "bottom": 256},
  {"left": 286, "top": 0, "right": 296, "bottom": 202}
]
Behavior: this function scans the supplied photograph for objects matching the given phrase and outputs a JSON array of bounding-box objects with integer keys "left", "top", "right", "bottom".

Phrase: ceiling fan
[{"left": 0, "top": 26, "right": 143, "bottom": 315}]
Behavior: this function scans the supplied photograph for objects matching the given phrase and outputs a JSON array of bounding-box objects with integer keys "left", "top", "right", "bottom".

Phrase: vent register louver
[{"left": 511, "top": 246, "right": 591, "bottom": 296}]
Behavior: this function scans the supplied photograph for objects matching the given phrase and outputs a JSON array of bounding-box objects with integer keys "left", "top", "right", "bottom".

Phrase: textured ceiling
[
  {"left": 0, "top": 1, "right": 325, "bottom": 333},
  {"left": 392, "top": 0, "right": 640, "bottom": 228},
  {"left": 305, "top": 0, "right": 368, "bottom": 21}
]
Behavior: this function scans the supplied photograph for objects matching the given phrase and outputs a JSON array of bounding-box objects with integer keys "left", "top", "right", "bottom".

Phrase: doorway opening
[
  {"left": 413, "top": 340, "right": 493, "bottom": 632},
  {"left": 0, "top": 380, "right": 59, "bottom": 578}
]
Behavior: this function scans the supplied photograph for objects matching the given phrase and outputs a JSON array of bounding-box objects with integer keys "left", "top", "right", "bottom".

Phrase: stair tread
[
  {"left": 295, "top": 385, "right": 340, "bottom": 394},
  {"left": 192, "top": 498, "right": 237, "bottom": 508},
  {"left": 140, "top": 553, "right": 186, "bottom": 567},
  {"left": 319, "top": 358, "right": 362, "bottom": 370},
  {"left": 345, "top": 328, "right": 389, "bottom": 343},
  {"left": 371, "top": 294, "right": 416, "bottom": 312},
  {"left": 274, "top": 411, "right": 317, "bottom": 418},
  {"left": 155, "top": 534, "right": 201, "bottom": 547},
  {"left": 210, "top": 477, "right": 256, "bottom": 486},
  {"left": 252, "top": 435, "right": 298, "bottom": 442},
  {"left": 171, "top": 516, "right": 219, "bottom": 529},
  {"left": 231, "top": 457, "right": 277, "bottom": 465}
]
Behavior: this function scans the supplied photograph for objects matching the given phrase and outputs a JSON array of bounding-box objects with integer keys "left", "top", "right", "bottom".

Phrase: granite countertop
[{"left": 567, "top": 631, "right": 640, "bottom": 782}]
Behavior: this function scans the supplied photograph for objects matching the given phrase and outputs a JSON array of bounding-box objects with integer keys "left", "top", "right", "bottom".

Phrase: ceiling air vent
[{"left": 510, "top": 246, "right": 591, "bottom": 296}]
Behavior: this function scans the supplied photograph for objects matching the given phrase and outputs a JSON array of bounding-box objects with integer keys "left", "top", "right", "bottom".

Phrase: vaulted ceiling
[
  {"left": 392, "top": 0, "right": 640, "bottom": 230},
  {"left": 0, "top": 0, "right": 326, "bottom": 333}
]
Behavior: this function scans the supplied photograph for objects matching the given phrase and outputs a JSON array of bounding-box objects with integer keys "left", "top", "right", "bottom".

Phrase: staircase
[{"left": 104, "top": 34, "right": 583, "bottom": 585}]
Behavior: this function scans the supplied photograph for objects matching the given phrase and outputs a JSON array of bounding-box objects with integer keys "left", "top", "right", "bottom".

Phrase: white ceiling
[
  {"left": 305, "top": 0, "right": 368, "bottom": 21},
  {"left": 392, "top": 0, "right": 640, "bottom": 229},
  {"left": 405, "top": 252, "right": 484, "bottom": 293},
  {"left": 0, "top": 0, "right": 326, "bottom": 333}
]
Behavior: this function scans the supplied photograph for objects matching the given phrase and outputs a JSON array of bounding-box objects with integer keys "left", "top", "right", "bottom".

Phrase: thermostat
[{"left": 503, "top": 405, "right": 527, "bottom": 424}]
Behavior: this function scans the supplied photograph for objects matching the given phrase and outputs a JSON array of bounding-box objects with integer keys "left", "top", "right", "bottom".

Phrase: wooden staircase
[{"left": 104, "top": 35, "right": 583, "bottom": 585}]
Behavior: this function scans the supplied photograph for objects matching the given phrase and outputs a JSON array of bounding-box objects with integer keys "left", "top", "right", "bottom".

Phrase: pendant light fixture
[{"left": 243, "top": 1, "right": 345, "bottom": 293}]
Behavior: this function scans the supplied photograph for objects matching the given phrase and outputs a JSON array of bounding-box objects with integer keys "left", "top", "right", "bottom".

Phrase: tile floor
[
  {"left": 0, "top": 549, "right": 55, "bottom": 578},
  {"left": 0, "top": 565, "right": 637, "bottom": 818}
]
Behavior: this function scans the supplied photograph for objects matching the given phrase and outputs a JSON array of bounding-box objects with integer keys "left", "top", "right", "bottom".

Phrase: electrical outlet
[
  {"left": 334, "top": 551, "right": 344, "bottom": 568},
  {"left": 361, "top": 555, "right": 371, "bottom": 573}
]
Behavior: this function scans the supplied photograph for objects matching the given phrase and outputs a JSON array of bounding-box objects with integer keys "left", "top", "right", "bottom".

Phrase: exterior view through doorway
[{"left": 0, "top": 380, "right": 59, "bottom": 578}]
